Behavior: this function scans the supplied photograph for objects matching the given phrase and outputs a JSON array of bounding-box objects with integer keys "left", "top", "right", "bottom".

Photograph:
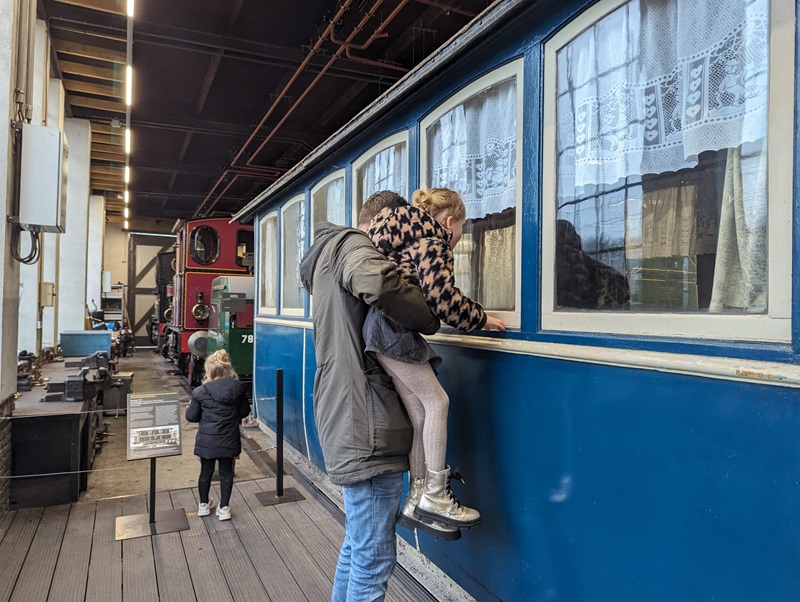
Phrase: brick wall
[{"left": 0, "top": 397, "right": 12, "bottom": 515}]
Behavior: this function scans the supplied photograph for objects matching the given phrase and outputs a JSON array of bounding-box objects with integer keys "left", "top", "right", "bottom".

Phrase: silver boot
[
  {"left": 397, "top": 477, "right": 461, "bottom": 541},
  {"left": 414, "top": 466, "right": 481, "bottom": 528}
]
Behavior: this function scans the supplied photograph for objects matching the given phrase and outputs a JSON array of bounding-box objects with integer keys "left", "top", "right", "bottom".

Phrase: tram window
[
  {"left": 311, "top": 171, "right": 346, "bottom": 233},
  {"left": 259, "top": 213, "right": 278, "bottom": 314},
  {"left": 421, "top": 63, "right": 522, "bottom": 326},
  {"left": 189, "top": 225, "right": 220, "bottom": 265},
  {"left": 541, "top": 0, "right": 792, "bottom": 341},
  {"left": 235, "top": 229, "right": 254, "bottom": 267},
  {"left": 353, "top": 132, "right": 408, "bottom": 221},
  {"left": 280, "top": 196, "right": 305, "bottom": 315}
]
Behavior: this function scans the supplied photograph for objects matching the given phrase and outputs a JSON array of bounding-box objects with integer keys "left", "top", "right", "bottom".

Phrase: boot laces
[{"left": 445, "top": 470, "right": 466, "bottom": 508}]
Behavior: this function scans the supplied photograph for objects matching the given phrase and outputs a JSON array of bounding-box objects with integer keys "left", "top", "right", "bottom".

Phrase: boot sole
[
  {"left": 397, "top": 514, "right": 461, "bottom": 541},
  {"left": 413, "top": 508, "right": 481, "bottom": 529}
]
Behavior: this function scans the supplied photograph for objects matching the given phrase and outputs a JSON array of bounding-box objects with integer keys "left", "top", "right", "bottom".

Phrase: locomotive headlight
[{"left": 192, "top": 303, "right": 211, "bottom": 322}]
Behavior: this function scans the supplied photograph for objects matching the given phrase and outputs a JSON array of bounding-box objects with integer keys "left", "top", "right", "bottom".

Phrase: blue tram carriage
[{"left": 234, "top": 1, "right": 800, "bottom": 600}]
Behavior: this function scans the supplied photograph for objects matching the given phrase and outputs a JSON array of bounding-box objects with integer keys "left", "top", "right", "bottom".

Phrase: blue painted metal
[
  {"left": 253, "top": 322, "right": 307, "bottom": 457},
  {"left": 247, "top": 0, "right": 800, "bottom": 600}
]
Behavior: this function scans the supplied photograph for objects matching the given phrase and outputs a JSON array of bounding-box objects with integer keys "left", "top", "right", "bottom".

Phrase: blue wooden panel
[
  {"left": 253, "top": 322, "right": 307, "bottom": 457},
  {"left": 302, "top": 328, "right": 325, "bottom": 471},
  {"left": 422, "top": 344, "right": 800, "bottom": 601}
]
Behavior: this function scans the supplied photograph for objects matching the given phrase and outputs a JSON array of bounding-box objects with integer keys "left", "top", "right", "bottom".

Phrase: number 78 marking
[{"left": 241, "top": 334, "right": 254, "bottom": 344}]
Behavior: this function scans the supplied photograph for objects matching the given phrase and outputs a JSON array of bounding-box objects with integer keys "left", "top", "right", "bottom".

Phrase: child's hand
[{"left": 483, "top": 315, "right": 505, "bottom": 331}]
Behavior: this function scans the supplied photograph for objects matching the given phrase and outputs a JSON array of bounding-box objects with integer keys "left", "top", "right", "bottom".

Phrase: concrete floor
[{"left": 82, "top": 350, "right": 266, "bottom": 500}]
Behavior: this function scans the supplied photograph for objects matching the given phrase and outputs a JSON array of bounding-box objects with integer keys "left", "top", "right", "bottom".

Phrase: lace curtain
[
  {"left": 556, "top": 0, "right": 769, "bottom": 198},
  {"left": 556, "top": 0, "right": 770, "bottom": 315},
  {"left": 313, "top": 177, "right": 345, "bottom": 225},
  {"left": 427, "top": 77, "right": 517, "bottom": 220},
  {"left": 281, "top": 202, "right": 305, "bottom": 310},
  {"left": 357, "top": 142, "right": 406, "bottom": 206},
  {"left": 260, "top": 216, "right": 277, "bottom": 309}
]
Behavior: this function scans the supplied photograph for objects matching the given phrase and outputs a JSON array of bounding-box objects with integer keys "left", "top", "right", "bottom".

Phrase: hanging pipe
[
  {"left": 24, "top": 0, "right": 36, "bottom": 121},
  {"left": 244, "top": 0, "right": 412, "bottom": 165},
  {"left": 14, "top": 0, "right": 32, "bottom": 114},
  {"left": 194, "top": 0, "right": 358, "bottom": 217},
  {"left": 198, "top": 0, "right": 414, "bottom": 215}
]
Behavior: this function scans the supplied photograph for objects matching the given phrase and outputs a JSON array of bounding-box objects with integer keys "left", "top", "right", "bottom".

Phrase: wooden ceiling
[{"left": 41, "top": 0, "right": 491, "bottom": 224}]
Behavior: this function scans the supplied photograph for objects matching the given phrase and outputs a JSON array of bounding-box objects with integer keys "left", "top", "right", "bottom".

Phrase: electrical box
[
  {"left": 39, "top": 282, "right": 55, "bottom": 307},
  {"left": 18, "top": 123, "right": 68, "bottom": 233}
]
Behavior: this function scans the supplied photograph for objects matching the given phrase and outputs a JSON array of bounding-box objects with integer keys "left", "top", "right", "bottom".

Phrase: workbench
[{"left": 10, "top": 362, "right": 100, "bottom": 508}]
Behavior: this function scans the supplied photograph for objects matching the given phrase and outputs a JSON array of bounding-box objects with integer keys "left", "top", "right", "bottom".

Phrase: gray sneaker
[
  {"left": 216, "top": 505, "right": 232, "bottom": 521},
  {"left": 198, "top": 499, "right": 217, "bottom": 517}
]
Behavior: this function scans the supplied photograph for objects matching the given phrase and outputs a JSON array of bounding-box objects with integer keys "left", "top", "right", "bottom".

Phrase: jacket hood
[
  {"left": 368, "top": 205, "right": 451, "bottom": 256},
  {"left": 202, "top": 378, "right": 243, "bottom": 406},
  {"left": 300, "top": 222, "right": 345, "bottom": 294}
]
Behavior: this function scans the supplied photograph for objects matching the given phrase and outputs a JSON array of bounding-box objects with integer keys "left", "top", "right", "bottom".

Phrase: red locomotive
[{"left": 161, "top": 217, "right": 254, "bottom": 385}]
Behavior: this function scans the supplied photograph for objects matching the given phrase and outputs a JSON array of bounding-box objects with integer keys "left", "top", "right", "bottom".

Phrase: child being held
[{"left": 363, "top": 187, "right": 504, "bottom": 536}]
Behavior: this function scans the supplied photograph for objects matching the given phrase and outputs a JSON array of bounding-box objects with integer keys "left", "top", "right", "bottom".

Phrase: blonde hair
[
  {"left": 202, "top": 349, "right": 238, "bottom": 383},
  {"left": 412, "top": 188, "right": 466, "bottom": 223}
]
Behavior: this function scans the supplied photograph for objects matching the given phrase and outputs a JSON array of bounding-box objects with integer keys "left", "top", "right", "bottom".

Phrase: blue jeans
[{"left": 331, "top": 472, "right": 404, "bottom": 602}]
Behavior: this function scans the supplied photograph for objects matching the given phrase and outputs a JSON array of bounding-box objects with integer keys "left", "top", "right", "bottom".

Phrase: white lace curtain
[
  {"left": 313, "top": 177, "right": 345, "bottom": 225},
  {"left": 281, "top": 201, "right": 305, "bottom": 310},
  {"left": 260, "top": 216, "right": 277, "bottom": 309},
  {"left": 427, "top": 77, "right": 517, "bottom": 220},
  {"left": 556, "top": 0, "right": 769, "bottom": 198},
  {"left": 358, "top": 143, "right": 406, "bottom": 204}
]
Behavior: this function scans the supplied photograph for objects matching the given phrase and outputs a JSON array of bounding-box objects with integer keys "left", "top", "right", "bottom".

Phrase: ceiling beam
[
  {"left": 91, "top": 122, "right": 125, "bottom": 135},
  {"left": 46, "top": 5, "right": 402, "bottom": 85},
  {"left": 72, "top": 107, "right": 324, "bottom": 147},
  {"left": 91, "top": 132, "right": 123, "bottom": 145},
  {"left": 63, "top": 78, "right": 123, "bottom": 99},
  {"left": 59, "top": 59, "right": 124, "bottom": 82},
  {"left": 92, "top": 142, "right": 124, "bottom": 155},
  {"left": 53, "top": 0, "right": 125, "bottom": 16},
  {"left": 68, "top": 94, "right": 124, "bottom": 113},
  {"left": 52, "top": 38, "right": 126, "bottom": 64},
  {"left": 92, "top": 150, "right": 125, "bottom": 162},
  {"left": 91, "top": 166, "right": 124, "bottom": 177}
]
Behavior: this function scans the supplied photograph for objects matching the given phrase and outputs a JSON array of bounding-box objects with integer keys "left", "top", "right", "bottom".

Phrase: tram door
[{"left": 128, "top": 234, "right": 174, "bottom": 347}]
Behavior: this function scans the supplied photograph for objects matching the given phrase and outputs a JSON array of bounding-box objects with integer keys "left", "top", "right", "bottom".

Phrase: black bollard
[
  {"left": 276, "top": 369, "right": 284, "bottom": 496},
  {"left": 255, "top": 368, "right": 304, "bottom": 506}
]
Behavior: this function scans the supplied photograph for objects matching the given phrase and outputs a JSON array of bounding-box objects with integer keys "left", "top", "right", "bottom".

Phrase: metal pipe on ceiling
[
  {"left": 244, "top": 0, "right": 412, "bottom": 166},
  {"left": 199, "top": 0, "right": 414, "bottom": 217},
  {"left": 193, "top": 0, "right": 359, "bottom": 217}
]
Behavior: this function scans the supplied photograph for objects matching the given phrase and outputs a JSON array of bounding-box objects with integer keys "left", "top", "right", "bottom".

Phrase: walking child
[
  {"left": 185, "top": 349, "right": 251, "bottom": 521},
  {"left": 363, "top": 187, "right": 505, "bottom": 533}
]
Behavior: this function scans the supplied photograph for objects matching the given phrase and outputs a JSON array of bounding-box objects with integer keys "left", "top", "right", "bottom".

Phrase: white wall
[
  {"left": 86, "top": 195, "right": 105, "bottom": 312},
  {"left": 57, "top": 118, "right": 91, "bottom": 333},
  {"left": 42, "top": 78, "right": 64, "bottom": 347},
  {"left": 0, "top": 0, "right": 21, "bottom": 402},
  {"left": 103, "top": 222, "right": 128, "bottom": 288},
  {"left": 17, "top": 19, "right": 51, "bottom": 354}
]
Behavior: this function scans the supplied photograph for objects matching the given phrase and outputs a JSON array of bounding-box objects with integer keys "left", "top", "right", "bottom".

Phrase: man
[{"left": 299, "top": 191, "right": 440, "bottom": 601}]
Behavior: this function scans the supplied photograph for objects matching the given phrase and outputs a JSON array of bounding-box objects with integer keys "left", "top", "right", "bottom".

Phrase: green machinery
[{"left": 208, "top": 276, "right": 255, "bottom": 382}]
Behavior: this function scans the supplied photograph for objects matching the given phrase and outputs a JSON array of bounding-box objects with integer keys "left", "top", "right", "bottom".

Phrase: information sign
[
  {"left": 220, "top": 292, "right": 247, "bottom": 313},
  {"left": 126, "top": 392, "right": 182, "bottom": 460}
]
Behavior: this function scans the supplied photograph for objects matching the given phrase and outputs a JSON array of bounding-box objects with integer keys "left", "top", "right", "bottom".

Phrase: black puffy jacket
[{"left": 186, "top": 378, "right": 251, "bottom": 458}]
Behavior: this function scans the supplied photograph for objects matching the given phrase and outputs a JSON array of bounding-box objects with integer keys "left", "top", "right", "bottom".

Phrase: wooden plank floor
[{"left": 0, "top": 477, "right": 430, "bottom": 601}]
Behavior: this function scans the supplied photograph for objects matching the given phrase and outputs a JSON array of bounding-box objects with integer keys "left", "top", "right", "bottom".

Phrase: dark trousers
[{"left": 198, "top": 457, "right": 234, "bottom": 507}]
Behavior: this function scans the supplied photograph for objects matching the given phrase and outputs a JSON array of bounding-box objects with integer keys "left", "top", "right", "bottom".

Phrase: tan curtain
[{"left": 709, "top": 144, "right": 768, "bottom": 312}]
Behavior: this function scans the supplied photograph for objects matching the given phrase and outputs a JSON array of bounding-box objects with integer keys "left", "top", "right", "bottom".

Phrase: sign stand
[
  {"left": 115, "top": 392, "right": 189, "bottom": 541},
  {"left": 256, "top": 369, "right": 304, "bottom": 506}
]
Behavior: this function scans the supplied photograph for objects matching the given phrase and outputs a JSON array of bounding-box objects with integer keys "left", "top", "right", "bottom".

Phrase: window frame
[
  {"left": 540, "top": 0, "right": 794, "bottom": 343},
  {"left": 310, "top": 169, "right": 347, "bottom": 242},
  {"left": 419, "top": 59, "right": 525, "bottom": 329},
  {"left": 258, "top": 211, "right": 278, "bottom": 316},
  {"left": 280, "top": 195, "right": 306, "bottom": 317},
  {"left": 351, "top": 130, "right": 409, "bottom": 226}
]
